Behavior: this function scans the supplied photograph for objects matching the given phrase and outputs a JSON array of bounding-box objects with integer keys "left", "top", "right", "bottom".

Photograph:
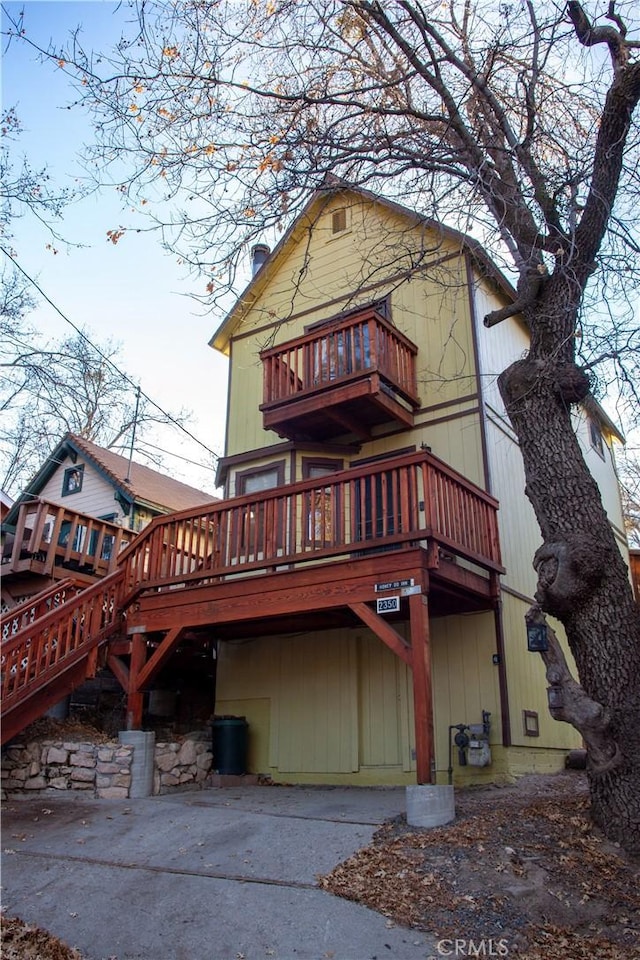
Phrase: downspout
[{"left": 465, "top": 252, "right": 512, "bottom": 748}]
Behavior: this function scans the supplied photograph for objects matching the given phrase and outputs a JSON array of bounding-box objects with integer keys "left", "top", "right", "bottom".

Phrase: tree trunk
[{"left": 499, "top": 293, "right": 640, "bottom": 854}]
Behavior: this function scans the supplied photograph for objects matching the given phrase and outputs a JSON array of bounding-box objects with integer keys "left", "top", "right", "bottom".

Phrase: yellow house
[
  {"left": 206, "top": 182, "right": 628, "bottom": 786},
  {"left": 2, "top": 185, "right": 629, "bottom": 783}
]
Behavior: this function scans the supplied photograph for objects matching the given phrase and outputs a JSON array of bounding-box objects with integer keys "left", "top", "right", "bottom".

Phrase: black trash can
[{"left": 212, "top": 715, "right": 248, "bottom": 775}]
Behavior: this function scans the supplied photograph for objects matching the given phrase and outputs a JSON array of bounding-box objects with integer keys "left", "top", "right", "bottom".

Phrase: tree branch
[{"left": 525, "top": 605, "right": 620, "bottom": 774}]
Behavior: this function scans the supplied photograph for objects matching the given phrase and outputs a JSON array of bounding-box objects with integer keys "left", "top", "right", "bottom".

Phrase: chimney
[{"left": 250, "top": 243, "right": 271, "bottom": 277}]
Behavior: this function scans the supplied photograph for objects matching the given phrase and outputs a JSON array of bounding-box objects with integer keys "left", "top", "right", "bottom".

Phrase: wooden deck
[
  {"left": 2, "top": 498, "right": 135, "bottom": 583},
  {"left": 1, "top": 450, "right": 504, "bottom": 773}
]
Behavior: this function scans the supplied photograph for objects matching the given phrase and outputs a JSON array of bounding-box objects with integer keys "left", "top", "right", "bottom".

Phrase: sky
[{"left": 1, "top": 0, "right": 238, "bottom": 495}]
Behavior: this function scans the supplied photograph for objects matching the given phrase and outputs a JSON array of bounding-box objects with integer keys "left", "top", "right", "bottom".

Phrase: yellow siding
[
  {"left": 277, "top": 631, "right": 358, "bottom": 773},
  {"left": 225, "top": 194, "right": 478, "bottom": 461},
  {"left": 430, "top": 612, "right": 502, "bottom": 773},
  {"left": 485, "top": 415, "right": 540, "bottom": 599},
  {"left": 358, "top": 633, "right": 403, "bottom": 768},
  {"left": 215, "top": 614, "right": 580, "bottom": 784},
  {"left": 393, "top": 262, "right": 477, "bottom": 407}
]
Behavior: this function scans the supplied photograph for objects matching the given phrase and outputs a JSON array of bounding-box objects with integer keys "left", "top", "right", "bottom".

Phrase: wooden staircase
[{"left": 1, "top": 571, "right": 127, "bottom": 744}]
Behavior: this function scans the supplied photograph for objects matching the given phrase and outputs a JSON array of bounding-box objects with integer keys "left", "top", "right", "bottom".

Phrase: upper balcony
[{"left": 260, "top": 307, "right": 420, "bottom": 442}]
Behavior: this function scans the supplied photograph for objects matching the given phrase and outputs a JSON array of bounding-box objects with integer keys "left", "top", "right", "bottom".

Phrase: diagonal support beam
[
  {"left": 135, "top": 627, "right": 184, "bottom": 692},
  {"left": 107, "top": 654, "right": 130, "bottom": 693},
  {"left": 348, "top": 602, "right": 411, "bottom": 665}
]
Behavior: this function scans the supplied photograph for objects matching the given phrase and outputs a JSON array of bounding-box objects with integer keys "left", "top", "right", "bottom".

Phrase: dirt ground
[
  {"left": 320, "top": 770, "right": 640, "bottom": 959},
  {"left": 1, "top": 733, "right": 638, "bottom": 960}
]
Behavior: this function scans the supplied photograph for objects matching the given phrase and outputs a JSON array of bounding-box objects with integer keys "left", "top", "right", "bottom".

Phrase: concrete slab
[{"left": 1, "top": 786, "right": 436, "bottom": 960}]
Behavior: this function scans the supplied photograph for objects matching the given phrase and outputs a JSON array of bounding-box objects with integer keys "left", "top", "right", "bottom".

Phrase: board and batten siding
[{"left": 215, "top": 614, "right": 518, "bottom": 784}]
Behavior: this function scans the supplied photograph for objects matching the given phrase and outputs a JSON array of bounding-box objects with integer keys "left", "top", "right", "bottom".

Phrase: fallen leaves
[
  {"left": 319, "top": 772, "right": 640, "bottom": 958},
  {"left": 0, "top": 915, "right": 83, "bottom": 960}
]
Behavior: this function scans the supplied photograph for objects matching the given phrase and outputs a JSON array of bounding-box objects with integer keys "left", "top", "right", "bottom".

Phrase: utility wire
[
  {"left": 1, "top": 244, "right": 219, "bottom": 460},
  {"left": 134, "top": 438, "right": 218, "bottom": 471}
]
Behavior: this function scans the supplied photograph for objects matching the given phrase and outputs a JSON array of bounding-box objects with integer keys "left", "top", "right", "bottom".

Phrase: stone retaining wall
[
  {"left": 1, "top": 740, "right": 133, "bottom": 798},
  {"left": 1, "top": 734, "right": 213, "bottom": 799},
  {"left": 154, "top": 738, "right": 213, "bottom": 794}
]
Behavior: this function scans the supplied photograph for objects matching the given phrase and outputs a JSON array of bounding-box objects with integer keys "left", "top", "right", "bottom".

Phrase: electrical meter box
[{"left": 467, "top": 724, "right": 492, "bottom": 767}]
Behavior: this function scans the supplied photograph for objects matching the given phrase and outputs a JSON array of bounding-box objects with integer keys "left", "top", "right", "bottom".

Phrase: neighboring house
[
  {"left": 1, "top": 433, "right": 215, "bottom": 610},
  {"left": 2, "top": 185, "right": 630, "bottom": 785},
  {"left": 1, "top": 490, "right": 13, "bottom": 522}
]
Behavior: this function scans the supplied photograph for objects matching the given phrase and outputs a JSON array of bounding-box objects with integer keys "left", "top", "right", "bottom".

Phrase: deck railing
[
  {"left": 1, "top": 579, "right": 83, "bottom": 642},
  {"left": 118, "top": 450, "right": 503, "bottom": 596},
  {"left": 261, "top": 308, "right": 420, "bottom": 409},
  {"left": 0, "top": 451, "right": 502, "bottom": 740},
  {"left": 1, "top": 569, "right": 126, "bottom": 720},
  {"left": 2, "top": 498, "right": 136, "bottom": 578}
]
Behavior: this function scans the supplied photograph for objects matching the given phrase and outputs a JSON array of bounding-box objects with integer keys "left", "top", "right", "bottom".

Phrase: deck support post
[
  {"left": 126, "top": 634, "right": 147, "bottom": 730},
  {"left": 410, "top": 592, "right": 434, "bottom": 784}
]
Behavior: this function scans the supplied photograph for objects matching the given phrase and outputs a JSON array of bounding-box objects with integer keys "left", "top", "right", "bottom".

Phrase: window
[
  {"left": 62, "top": 465, "right": 84, "bottom": 496},
  {"left": 238, "top": 464, "right": 284, "bottom": 496},
  {"left": 235, "top": 462, "right": 286, "bottom": 557},
  {"left": 588, "top": 417, "right": 605, "bottom": 459},
  {"left": 96, "top": 514, "right": 119, "bottom": 562},
  {"left": 302, "top": 459, "right": 343, "bottom": 547}
]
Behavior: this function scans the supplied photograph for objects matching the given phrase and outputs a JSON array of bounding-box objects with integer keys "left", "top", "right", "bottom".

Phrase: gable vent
[{"left": 331, "top": 207, "right": 348, "bottom": 234}]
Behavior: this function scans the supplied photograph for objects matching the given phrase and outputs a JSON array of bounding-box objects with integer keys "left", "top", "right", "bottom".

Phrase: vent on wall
[{"left": 331, "top": 207, "right": 348, "bottom": 234}]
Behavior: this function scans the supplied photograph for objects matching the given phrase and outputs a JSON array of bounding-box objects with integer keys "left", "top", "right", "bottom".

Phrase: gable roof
[
  {"left": 209, "top": 179, "right": 624, "bottom": 445},
  {"left": 209, "top": 179, "right": 518, "bottom": 354},
  {"left": 5, "top": 433, "right": 215, "bottom": 526}
]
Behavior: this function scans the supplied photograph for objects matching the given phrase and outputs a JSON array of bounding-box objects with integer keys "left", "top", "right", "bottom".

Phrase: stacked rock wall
[
  {"left": 1, "top": 740, "right": 133, "bottom": 798},
  {"left": 1, "top": 734, "right": 213, "bottom": 799},
  {"left": 154, "top": 737, "right": 213, "bottom": 794}
]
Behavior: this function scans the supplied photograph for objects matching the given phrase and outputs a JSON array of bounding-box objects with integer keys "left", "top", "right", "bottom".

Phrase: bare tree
[
  {"left": 0, "top": 103, "right": 192, "bottom": 496},
  {"left": 0, "top": 324, "right": 191, "bottom": 495},
  {"left": 7, "top": 0, "right": 640, "bottom": 849}
]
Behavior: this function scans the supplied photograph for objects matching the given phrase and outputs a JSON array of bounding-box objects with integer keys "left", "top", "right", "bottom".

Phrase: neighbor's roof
[
  {"left": 67, "top": 435, "right": 216, "bottom": 512},
  {"left": 5, "top": 433, "right": 215, "bottom": 526}
]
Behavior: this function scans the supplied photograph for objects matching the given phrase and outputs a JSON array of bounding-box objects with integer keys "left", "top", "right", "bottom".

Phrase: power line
[
  {"left": 133, "top": 438, "right": 218, "bottom": 473},
  {"left": 1, "top": 244, "right": 220, "bottom": 460}
]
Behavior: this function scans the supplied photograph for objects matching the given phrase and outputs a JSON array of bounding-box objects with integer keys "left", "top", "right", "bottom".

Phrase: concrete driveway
[{"left": 1, "top": 786, "right": 437, "bottom": 960}]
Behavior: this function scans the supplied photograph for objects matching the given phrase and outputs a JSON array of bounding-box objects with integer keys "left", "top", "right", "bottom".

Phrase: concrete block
[{"left": 406, "top": 784, "right": 455, "bottom": 828}]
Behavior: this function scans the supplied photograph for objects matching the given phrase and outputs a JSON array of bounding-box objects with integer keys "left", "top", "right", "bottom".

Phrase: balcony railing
[
  {"left": 2, "top": 499, "right": 136, "bottom": 580},
  {"left": 1, "top": 579, "right": 82, "bottom": 643},
  {"left": 118, "top": 450, "right": 503, "bottom": 596},
  {"left": 260, "top": 308, "right": 420, "bottom": 440}
]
